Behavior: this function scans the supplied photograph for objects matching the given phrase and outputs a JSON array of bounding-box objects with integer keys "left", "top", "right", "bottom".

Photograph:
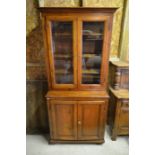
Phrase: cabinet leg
[
  {"left": 111, "top": 136, "right": 117, "bottom": 141},
  {"left": 111, "top": 129, "right": 117, "bottom": 141},
  {"left": 96, "top": 139, "right": 105, "bottom": 144},
  {"left": 49, "top": 139, "right": 56, "bottom": 144}
]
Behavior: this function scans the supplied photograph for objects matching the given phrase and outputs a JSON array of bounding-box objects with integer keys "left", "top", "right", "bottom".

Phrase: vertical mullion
[
  {"left": 77, "top": 19, "right": 82, "bottom": 88},
  {"left": 46, "top": 20, "right": 56, "bottom": 86},
  {"left": 100, "top": 20, "right": 107, "bottom": 85},
  {"left": 73, "top": 19, "right": 78, "bottom": 88}
]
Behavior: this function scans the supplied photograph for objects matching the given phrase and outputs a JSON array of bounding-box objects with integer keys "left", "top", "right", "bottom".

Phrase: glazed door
[
  {"left": 50, "top": 101, "right": 77, "bottom": 140},
  {"left": 77, "top": 16, "right": 112, "bottom": 89},
  {"left": 77, "top": 101, "right": 107, "bottom": 140},
  {"left": 46, "top": 16, "right": 77, "bottom": 89}
]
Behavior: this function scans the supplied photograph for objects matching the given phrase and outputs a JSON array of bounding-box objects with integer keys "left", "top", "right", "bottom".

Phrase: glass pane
[
  {"left": 82, "top": 22, "right": 104, "bottom": 84},
  {"left": 51, "top": 21, "right": 73, "bottom": 84}
]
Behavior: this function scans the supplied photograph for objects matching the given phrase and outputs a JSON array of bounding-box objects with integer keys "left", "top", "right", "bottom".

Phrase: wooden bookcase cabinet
[
  {"left": 39, "top": 7, "right": 116, "bottom": 144},
  {"left": 108, "top": 61, "right": 129, "bottom": 140}
]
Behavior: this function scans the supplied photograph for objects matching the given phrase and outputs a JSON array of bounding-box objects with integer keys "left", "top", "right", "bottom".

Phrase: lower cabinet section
[{"left": 47, "top": 100, "right": 108, "bottom": 143}]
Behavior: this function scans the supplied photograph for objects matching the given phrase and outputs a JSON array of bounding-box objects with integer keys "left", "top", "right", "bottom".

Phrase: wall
[{"left": 26, "top": 0, "right": 129, "bottom": 133}]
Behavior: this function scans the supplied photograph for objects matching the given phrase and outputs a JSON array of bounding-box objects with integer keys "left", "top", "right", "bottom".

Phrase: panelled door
[
  {"left": 77, "top": 101, "right": 107, "bottom": 140},
  {"left": 49, "top": 100, "right": 107, "bottom": 140},
  {"left": 45, "top": 16, "right": 78, "bottom": 89},
  {"left": 49, "top": 100, "right": 77, "bottom": 140},
  {"left": 118, "top": 100, "right": 129, "bottom": 134},
  {"left": 77, "top": 16, "right": 112, "bottom": 89}
]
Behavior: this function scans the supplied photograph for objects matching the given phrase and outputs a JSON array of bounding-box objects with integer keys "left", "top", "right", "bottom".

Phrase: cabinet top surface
[
  {"left": 46, "top": 91, "right": 109, "bottom": 98},
  {"left": 110, "top": 61, "right": 129, "bottom": 67},
  {"left": 109, "top": 87, "right": 129, "bottom": 99},
  {"left": 38, "top": 7, "right": 118, "bottom": 13}
]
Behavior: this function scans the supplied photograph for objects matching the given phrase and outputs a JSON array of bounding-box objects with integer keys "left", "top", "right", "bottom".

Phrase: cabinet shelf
[
  {"left": 83, "top": 34, "right": 102, "bottom": 37},
  {"left": 83, "top": 54, "right": 99, "bottom": 58},
  {"left": 83, "top": 38, "right": 103, "bottom": 41},
  {"left": 55, "top": 69, "right": 72, "bottom": 74},
  {"left": 54, "top": 54, "right": 100, "bottom": 59},
  {"left": 54, "top": 33, "right": 72, "bottom": 36},
  {"left": 54, "top": 54, "right": 72, "bottom": 59},
  {"left": 83, "top": 30, "right": 102, "bottom": 36},
  {"left": 55, "top": 69, "right": 99, "bottom": 75},
  {"left": 82, "top": 69, "right": 100, "bottom": 74},
  {"left": 82, "top": 74, "right": 99, "bottom": 78}
]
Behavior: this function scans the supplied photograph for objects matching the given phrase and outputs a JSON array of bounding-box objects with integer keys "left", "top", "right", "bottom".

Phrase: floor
[{"left": 26, "top": 126, "right": 129, "bottom": 155}]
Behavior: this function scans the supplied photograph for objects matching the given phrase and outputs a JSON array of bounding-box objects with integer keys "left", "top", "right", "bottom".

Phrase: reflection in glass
[
  {"left": 51, "top": 22, "right": 73, "bottom": 84},
  {"left": 82, "top": 22, "right": 104, "bottom": 84}
]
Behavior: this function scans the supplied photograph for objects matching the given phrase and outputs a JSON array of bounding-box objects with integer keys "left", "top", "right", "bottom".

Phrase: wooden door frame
[
  {"left": 77, "top": 15, "right": 113, "bottom": 90},
  {"left": 45, "top": 16, "right": 78, "bottom": 89},
  {"left": 50, "top": 100, "right": 78, "bottom": 140},
  {"left": 77, "top": 101, "right": 107, "bottom": 140}
]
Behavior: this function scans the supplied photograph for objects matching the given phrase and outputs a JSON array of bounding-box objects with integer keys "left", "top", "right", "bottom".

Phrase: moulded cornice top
[{"left": 38, "top": 7, "right": 118, "bottom": 14}]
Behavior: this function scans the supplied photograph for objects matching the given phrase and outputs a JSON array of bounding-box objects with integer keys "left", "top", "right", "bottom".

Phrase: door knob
[{"left": 78, "top": 121, "right": 81, "bottom": 125}]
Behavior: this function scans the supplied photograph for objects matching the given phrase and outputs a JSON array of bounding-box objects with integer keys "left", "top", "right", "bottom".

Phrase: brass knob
[{"left": 78, "top": 121, "right": 81, "bottom": 125}]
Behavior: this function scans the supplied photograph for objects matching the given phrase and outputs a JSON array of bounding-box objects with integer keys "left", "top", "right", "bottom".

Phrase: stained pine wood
[
  {"left": 108, "top": 87, "right": 129, "bottom": 141},
  {"left": 46, "top": 90, "right": 109, "bottom": 99},
  {"left": 109, "top": 61, "right": 129, "bottom": 90},
  {"left": 39, "top": 7, "right": 117, "bottom": 14},
  {"left": 47, "top": 98, "right": 108, "bottom": 143},
  {"left": 48, "top": 100, "right": 77, "bottom": 140},
  {"left": 39, "top": 7, "right": 116, "bottom": 144},
  {"left": 108, "top": 60, "right": 129, "bottom": 141},
  {"left": 40, "top": 7, "right": 116, "bottom": 90},
  {"left": 45, "top": 16, "right": 78, "bottom": 89},
  {"left": 77, "top": 15, "right": 113, "bottom": 90},
  {"left": 78, "top": 101, "right": 107, "bottom": 140}
]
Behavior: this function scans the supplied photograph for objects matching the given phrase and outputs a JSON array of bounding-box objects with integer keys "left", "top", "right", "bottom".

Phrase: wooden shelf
[
  {"left": 83, "top": 34, "right": 102, "bottom": 36},
  {"left": 82, "top": 69, "right": 100, "bottom": 74},
  {"left": 83, "top": 54, "right": 101, "bottom": 58},
  {"left": 56, "top": 69, "right": 100, "bottom": 75},
  {"left": 55, "top": 54, "right": 72, "bottom": 59},
  {"left": 84, "top": 38, "right": 103, "bottom": 41},
  {"left": 82, "top": 75, "right": 99, "bottom": 79},
  {"left": 55, "top": 69, "right": 72, "bottom": 74},
  {"left": 55, "top": 54, "right": 100, "bottom": 59},
  {"left": 55, "top": 68, "right": 100, "bottom": 76},
  {"left": 54, "top": 33, "right": 72, "bottom": 36}
]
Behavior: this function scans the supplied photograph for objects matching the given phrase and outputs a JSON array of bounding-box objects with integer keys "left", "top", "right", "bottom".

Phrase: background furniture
[
  {"left": 39, "top": 7, "right": 116, "bottom": 144},
  {"left": 108, "top": 61, "right": 129, "bottom": 140}
]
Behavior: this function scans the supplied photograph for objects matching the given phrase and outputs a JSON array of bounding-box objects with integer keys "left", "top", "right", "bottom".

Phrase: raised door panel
[
  {"left": 77, "top": 16, "right": 113, "bottom": 90},
  {"left": 45, "top": 16, "right": 78, "bottom": 89},
  {"left": 118, "top": 100, "right": 129, "bottom": 134},
  {"left": 77, "top": 101, "right": 107, "bottom": 140},
  {"left": 50, "top": 101, "right": 77, "bottom": 140}
]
